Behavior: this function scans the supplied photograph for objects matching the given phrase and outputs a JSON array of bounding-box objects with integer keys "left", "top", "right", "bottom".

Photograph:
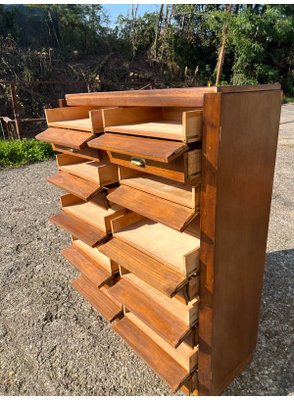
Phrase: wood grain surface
[
  {"left": 62, "top": 245, "right": 112, "bottom": 287},
  {"left": 47, "top": 171, "right": 100, "bottom": 201},
  {"left": 109, "top": 276, "right": 191, "bottom": 347},
  {"left": 66, "top": 87, "right": 217, "bottom": 108},
  {"left": 112, "top": 315, "right": 190, "bottom": 391},
  {"left": 99, "top": 237, "right": 187, "bottom": 297},
  {"left": 198, "top": 88, "right": 282, "bottom": 395},
  {"left": 36, "top": 127, "right": 94, "bottom": 149},
  {"left": 88, "top": 133, "right": 188, "bottom": 163},
  {"left": 107, "top": 185, "right": 197, "bottom": 231},
  {"left": 49, "top": 211, "right": 108, "bottom": 247},
  {"left": 71, "top": 275, "right": 122, "bottom": 322}
]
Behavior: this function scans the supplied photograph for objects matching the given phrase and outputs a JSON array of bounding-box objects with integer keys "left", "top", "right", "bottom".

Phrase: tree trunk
[
  {"left": 131, "top": 4, "right": 139, "bottom": 57},
  {"left": 215, "top": 4, "right": 232, "bottom": 86},
  {"left": 153, "top": 4, "right": 164, "bottom": 60}
]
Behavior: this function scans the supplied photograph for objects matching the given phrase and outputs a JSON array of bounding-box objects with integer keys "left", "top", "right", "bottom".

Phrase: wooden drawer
[
  {"left": 47, "top": 170, "right": 101, "bottom": 201},
  {"left": 62, "top": 239, "right": 118, "bottom": 287},
  {"left": 71, "top": 275, "right": 122, "bottom": 322},
  {"left": 45, "top": 106, "right": 106, "bottom": 133},
  {"left": 72, "top": 239, "right": 118, "bottom": 275},
  {"left": 52, "top": 143, "right": 100, "bottom": 162},
  {"left": 57, "top": 153, "right": 118, "bottom": 186},
  {"left": 36, "top": 127, "right": 95, "bottom": 150},
  {"left": 99, "top": 236, "right": 186, "bottom": 297},
  {"left": 48, "top": 155, "right": 119, "bottom": 204},
  {"left": 49, "top": 194, "right": 125, "bottom": 247},
  {"left": 119, "top": 167, "right": 200, "bottom": 209},
  {"left": 88, "top": 133, "right": 201, "bottom": 183},
  {"left": 103, "top": 106, "right": 203, "bottom": 143},
  {"left": 61, "top": 193, "right": 125, "bottom": 234},
  {"left": 107, "top": 167, "right": 200, "bottom": 231},
  {"left": 36, "top": 106, "right": 111, "bottom": 150},
  {"left": 113, "top": 313, "right": 197, "bottom": 391},
  {"left": 110, "top": 212, "right": 200, "bottom": 276},
  {"left": 110, "top": 273, "right": 198, "bottom": 329}
]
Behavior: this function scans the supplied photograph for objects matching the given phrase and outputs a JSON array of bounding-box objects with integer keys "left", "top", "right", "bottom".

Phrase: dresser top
[{"left": 65, "top": 84, "right": 281, "bottom": 108}]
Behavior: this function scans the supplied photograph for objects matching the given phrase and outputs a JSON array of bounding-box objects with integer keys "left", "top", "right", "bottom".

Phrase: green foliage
[
  {"left": 0, "top": 4, "right": 109, "bottom": 54},
  {"left": 228, "top": 5, "right": 294, "bottom": 86},
  {"left": 0, "top": 139, "right": 54, "bottom": 167},
  {"left": 0, "top": 4, "right": 293, "bottom": 94},
  {"left": 116, "top": 10, "right": 157, "bottom": 58}
]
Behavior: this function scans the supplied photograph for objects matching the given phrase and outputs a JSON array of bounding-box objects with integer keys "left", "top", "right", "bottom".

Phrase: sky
[{"left": 104, "top": 4, "right": 159, "bottom": 25}]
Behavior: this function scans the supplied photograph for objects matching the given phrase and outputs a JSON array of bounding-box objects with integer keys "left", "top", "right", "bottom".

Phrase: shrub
[{"left": 0, "top": 139, "right": 54, "bottom": 167}]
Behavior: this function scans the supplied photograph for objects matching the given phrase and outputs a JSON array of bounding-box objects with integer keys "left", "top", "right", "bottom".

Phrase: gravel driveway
[{"left": 0, "top": 105, "right": 293, "bottom": 395}]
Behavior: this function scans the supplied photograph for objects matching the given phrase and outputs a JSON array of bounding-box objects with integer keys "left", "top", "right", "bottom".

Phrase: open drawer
[
  {"left": 56, "top": 153, "right": 118, "bottom": 186},
  {"left": 107, "top": 167, "right": 200, "bottom": 231},
  {"left": 71, "top": 275, "right": 122, "bottom": 322},
  {"left": 45, "top": 106, "right": 106, "bottom": 133},
  {"left": 47, "top": 154, "right": 118, "bottom": 202},
  {"left": 113, "top": 312, "right": 197, "bottom": 391},
  {"left": 109, "top": 273, "right": 198, "bottom": 331},
  {"left": 88, "top": 133, "right": 201, "bottom": 183},
  {"left": 99, "top": 237, "right": 199, "bottom": 301},
  {"left": 102, "top": 106, "right": 203, "bottom": 143},
  {"left": 110, "top": 212, "right": 200, "bottom": 276},
  {"left": 71, "top": 240, "right": 118, "bottom": 275},
  {"left": 61, "top": 193, "right": 125, "bottom": 233},
  {"left": 62, "top": 239, "right": 118, "bottom": 288},
  {"left": 49, "top": 193, "right": 125, "bottom": 247},
  {"left": 36, "top": 127, "right": 95, "bottom": 150}
]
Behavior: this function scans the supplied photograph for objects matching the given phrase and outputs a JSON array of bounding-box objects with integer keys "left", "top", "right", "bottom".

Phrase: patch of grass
[
  {"left": 283, "top": 95, "right": 294, "bottom": 104},
  {"left": 0, "top": 139, "right": 54, "bottom": 167}
]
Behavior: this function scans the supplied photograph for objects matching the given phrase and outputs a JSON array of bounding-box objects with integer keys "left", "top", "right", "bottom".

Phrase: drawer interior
[
  {"left": 111, "top": 212, "right": 200, "bottom": 275},
  {"left": 103, "top": 106, "right": 203, "bottom": 142},
  {"left": 61, "top": 193, "right": 125, "bottom": 233},
  {"left": 118, "top": 167, "right": 200, "bottom": 209},
  {"left": 99, "top": 237, "right": 188, "bottom": 298},
  {"left": 56, "top": 153, "right": 118, "bottom": 186},
  {"left": 65, "top": 239, "right": 118, "bottom": 276},
  {"left": 46, "top": 106, "right": 106, "bottom": 133},
  {"left": 73, "top": 239, "right": 117, "bottom": 274}
]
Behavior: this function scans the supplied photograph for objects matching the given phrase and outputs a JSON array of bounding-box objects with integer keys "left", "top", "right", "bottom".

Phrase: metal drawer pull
[{"left": 131, "top": 157, "right": 146, "bottom": 167}]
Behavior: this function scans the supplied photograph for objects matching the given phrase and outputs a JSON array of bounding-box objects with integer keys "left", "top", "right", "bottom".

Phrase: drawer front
[
  {"left": 52, "top": 144, "right": 100, "bottom": 161},
  {"left": 109, "top": 150, "right": 201, "bottom": 183},
  {"left": 36, "top": 127, "right": 95, "bottom": 150}
]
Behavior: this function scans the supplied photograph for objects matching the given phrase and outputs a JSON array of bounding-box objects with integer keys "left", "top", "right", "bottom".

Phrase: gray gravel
[{"left": 0, "top": 105, "right": 293, "bottom": 395}]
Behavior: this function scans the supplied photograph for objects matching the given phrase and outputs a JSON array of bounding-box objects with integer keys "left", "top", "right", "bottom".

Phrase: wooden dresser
[{"left": 36, "top": 85, "right": 282, "bottom": 395}]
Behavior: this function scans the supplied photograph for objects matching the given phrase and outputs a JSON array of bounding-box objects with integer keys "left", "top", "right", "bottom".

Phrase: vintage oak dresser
[{"left": 36, "top": 84, "right": 282, "bottom": 395}]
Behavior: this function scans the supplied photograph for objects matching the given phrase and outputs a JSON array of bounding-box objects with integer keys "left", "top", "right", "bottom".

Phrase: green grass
[
  {"left": 283, "top": 95, "right": 294, "bottom": 104},
  {"left": 0, "top": 139, "right": 54, "bottom": 167}
]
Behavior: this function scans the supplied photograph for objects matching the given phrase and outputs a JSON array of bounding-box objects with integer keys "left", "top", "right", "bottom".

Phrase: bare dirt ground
[{"left": 0, "top": 105, "right": 293, "bottom": 395}]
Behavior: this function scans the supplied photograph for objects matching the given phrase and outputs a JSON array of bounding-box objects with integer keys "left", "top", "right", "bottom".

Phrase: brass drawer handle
[{"left": 131, "top": 157, "right": 146, "bottom": 167}]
